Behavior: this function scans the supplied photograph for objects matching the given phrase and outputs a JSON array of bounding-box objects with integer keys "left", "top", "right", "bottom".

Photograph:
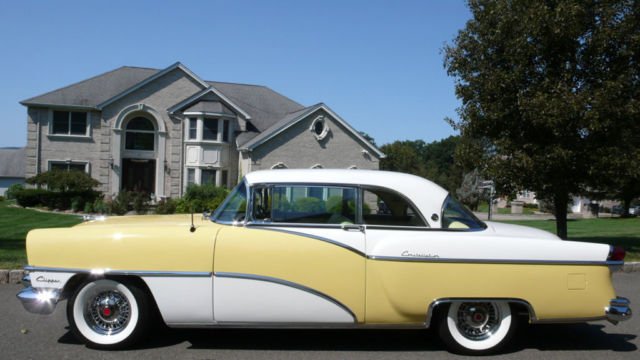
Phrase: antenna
[{"left": 190, "top": 206, "right": 196, "bottom": 232}]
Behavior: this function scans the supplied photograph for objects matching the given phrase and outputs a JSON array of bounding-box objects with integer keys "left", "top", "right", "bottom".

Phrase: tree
[
  {"left": 444, "top": 0, "right": 639, "bottom": 239},
  {"left": 380, "top": 136, "right": 464, "bottom": 193},
  {"left": 456, "top": 169, "right": 487, "bottom": 211}
]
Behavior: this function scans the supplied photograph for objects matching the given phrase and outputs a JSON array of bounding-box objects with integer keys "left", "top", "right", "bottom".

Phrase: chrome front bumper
[
  {"left": 16, "top": 275, "right": 61, "bottom": 315},
  {"left": 605, "top": 297, "right": 632, "bottom": 324}
]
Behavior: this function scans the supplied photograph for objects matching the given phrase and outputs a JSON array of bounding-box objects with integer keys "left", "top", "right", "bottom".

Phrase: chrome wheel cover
[
  {"left": 455, "top": 302, "right": 501, "bottom": 340},
  {"left": 84, "top": 290, "right": 131, "bottom": 335}
]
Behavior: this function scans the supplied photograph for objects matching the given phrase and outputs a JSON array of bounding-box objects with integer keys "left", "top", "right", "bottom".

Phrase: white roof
[{"left": 244, "top": 169, "right": 449, "bottom": 227}]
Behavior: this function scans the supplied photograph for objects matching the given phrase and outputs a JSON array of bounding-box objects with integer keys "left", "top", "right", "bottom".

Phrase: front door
[
  {"left": 121, "top": 158, "right": 155, "bottom": 194},
  {"left": 213, "top": 183, "right": 366, "bottom": 324}
]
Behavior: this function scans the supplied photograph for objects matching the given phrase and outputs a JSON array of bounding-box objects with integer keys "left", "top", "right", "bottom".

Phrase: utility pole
[{"left": 478, "top": 180, "right": 495, "bottom": 220}]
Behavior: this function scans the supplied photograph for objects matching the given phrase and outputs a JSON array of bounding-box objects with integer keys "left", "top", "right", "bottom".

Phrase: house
[
  {"left": 20, "top": 62, "right": 384, "bottom": 199},
  {"left": 0, "top": 147, "right": 25, "bottom": 196}
]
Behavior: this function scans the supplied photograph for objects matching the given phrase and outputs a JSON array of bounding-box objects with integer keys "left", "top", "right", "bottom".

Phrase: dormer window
[
  {"left": 184, "top": 116, "right": 233, "bottom": 143},
  {"left": 203, "top": 118, "right": 218, "bottom": 140}
]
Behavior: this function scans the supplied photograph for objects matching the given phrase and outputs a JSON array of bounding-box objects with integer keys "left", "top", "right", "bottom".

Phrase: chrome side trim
[
  {"left": 367, "top": 256, "right": 618, "bottom": 266},
  {"left": 168, "top": 322, "right": 425, "bottom": 329},
  {"left": 214, "top": 271, "right": 357, "bottom": 322},
  {"left": 246, "top": 226, "right": 365, "bottom": 257},
  {"left": 24, "top": 266, "right": 212, "bottom": 277},
  {"left": 425, "top": 298, "right": 537, "bottom": 328}
]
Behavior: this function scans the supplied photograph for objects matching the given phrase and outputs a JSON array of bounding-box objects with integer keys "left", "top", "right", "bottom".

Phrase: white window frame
[
  {"left": 183, "top": 114, "right": 234, "bottom": 144},
  {"left": 48, "top": 109, "right": 91, "bottom": 138},
  {"left": 47, "top": 160, "right": 90, "bottom": 174}
]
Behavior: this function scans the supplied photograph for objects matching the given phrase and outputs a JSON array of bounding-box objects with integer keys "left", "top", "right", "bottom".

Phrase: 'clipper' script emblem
[
  {"left": 401, "top": 250, "right": 440, "bottom": 258},
  {"left": 36, "top": 276, "right": 61, "bottom": 284}
]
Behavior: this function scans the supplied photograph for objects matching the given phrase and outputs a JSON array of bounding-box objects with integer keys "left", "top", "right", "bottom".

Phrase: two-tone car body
[{"left": 18, "top": 169, "right": 631, "bottom": 354}]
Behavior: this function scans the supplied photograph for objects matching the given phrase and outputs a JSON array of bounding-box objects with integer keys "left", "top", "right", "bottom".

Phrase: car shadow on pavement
[
  {"left": 514, "top": 323, "right": 637, "bottom": 352},
  {"left": 57, "top": 323, "right": 637, "bottom": 353}
]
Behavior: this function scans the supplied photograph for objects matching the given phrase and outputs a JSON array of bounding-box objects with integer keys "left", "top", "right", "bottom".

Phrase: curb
[
  {"left": 1, "top": 262, "right": 640, "bottom": 284},
  {"left": 0, "top": 270, "right": 28, "bottom": 284}
]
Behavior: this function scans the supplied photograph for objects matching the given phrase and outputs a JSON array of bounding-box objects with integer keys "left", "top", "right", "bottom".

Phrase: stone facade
[
  {"left": 21, "top": 63, "right": 383, "bottom": 199},
  {"left": 250, "top": 109, "right": 379, "bottom": 171}
]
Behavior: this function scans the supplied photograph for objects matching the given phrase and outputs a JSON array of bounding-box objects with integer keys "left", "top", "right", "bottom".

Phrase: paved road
[{"left": 2, "top": 273, "right": 638, "bottom": 359}]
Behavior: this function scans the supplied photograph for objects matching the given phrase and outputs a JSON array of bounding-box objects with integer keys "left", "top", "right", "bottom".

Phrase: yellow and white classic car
[{"left": 18, "top": 169, "right": 631, "bottom": 354}]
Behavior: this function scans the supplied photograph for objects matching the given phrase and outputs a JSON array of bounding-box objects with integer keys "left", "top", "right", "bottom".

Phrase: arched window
[
  {"left": 125, "top": 117, "right": 155, "bottom": 151},
  {"left": 271, "top": 162, "right": 288, "bottom": 169}
]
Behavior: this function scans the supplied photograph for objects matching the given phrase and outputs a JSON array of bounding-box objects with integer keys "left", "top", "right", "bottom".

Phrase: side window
[
  {"left": 251, "top": 185, "right": 357, "bottom": 225},
  {"left": 362, "top": 188, "right": 426, "bottom": 227}
]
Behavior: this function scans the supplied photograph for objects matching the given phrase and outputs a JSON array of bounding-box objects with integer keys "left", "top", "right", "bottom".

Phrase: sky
[{"left": 0, "top": 0, "right": 471, "bottom": 148}]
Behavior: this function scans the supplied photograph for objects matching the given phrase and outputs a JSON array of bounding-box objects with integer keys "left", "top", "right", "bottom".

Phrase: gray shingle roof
[
  {"left": 184, "top": 100, "right": 234, "bottom": 115},
  {"left": 20, "top": 65, "right": 307, "bottom": 147},
  {"left": 0, "top": 147, "right": 25, "bottom": 178},
  {"left": 207, "top": 81, "right": 304, "bottom": 132},
  {"left": 21, "top": 67, "right": 161, "bottom": 108},
  {"left": 238, "top": 105, "right": 320, "bottom": 149}
]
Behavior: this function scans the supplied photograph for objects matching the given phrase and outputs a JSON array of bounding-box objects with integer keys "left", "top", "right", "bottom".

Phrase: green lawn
[
  {"left": 499, "top": 218, "right": 640, "bottom": 261},
  {"left": 0, "top": 201, "right": 82, "bottom": 269}
]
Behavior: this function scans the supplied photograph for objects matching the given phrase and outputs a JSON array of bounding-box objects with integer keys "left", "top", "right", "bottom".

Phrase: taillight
[{"left": 607, "top": 246, "right": 626, "bottom": 262}]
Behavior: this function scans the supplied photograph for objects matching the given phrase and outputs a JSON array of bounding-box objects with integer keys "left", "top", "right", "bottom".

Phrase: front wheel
[
  {"left": 437, "top": 301, "right": 516, "bottom": 355},
  {"left": 67, "top": 278, "right": 150, "bottom": 349}
]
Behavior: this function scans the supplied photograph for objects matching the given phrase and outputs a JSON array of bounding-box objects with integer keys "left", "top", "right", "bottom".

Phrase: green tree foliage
[
  {"left": 26, "top": 170, "right": 100, "bottom": 192},
  {"left": 444, "top": 0, "right": 639, "bottom": 239},
  {"left": 380, "top": 136, "right": 463, "bottom": 193}
]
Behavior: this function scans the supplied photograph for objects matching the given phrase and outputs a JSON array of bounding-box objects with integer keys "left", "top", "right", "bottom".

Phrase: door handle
[{"left": 341, "top": 224, "right": 363, "bottom": 232}]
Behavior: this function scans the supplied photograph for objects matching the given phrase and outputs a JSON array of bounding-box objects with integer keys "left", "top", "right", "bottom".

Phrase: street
[{"left": 1, "top": 272, "right": 637, "bottom": 359}]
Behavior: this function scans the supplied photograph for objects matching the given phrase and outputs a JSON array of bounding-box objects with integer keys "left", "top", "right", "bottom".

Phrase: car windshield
[
  {"left": 212, "top": 181, "right": 247, "bottom": 223},
  {"left": 441, "top": 195, "right": 486, "bottom": 230}
]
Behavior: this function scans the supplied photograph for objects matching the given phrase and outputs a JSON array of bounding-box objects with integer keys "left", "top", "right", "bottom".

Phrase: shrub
[
  {"left": 175, "top": 183, "right": 229, "bottom": 213},
  {"left": 26, "top": 170, "right": 100, "bottom": 191},
  {"left": 0, "top": 196, "right": 5, "bottom": 202},
  {"left": 92, "top": 199, "right": 109, "bottom": 214},
  {"left": 293, "top": 197, "right": 325, "bottom": 213},
  {"left": 71, "top": 196, "right": 83, "bottom": 212},
  {"left": 15, "top": 189, "right": 101, "bottom": 210},
  {"left": 83, "top": 202, "right": 93, "bottom": 213},
  {"left": 155, "top": 198, "right": 178, "bottom": 214},
  {"left": 133, "top": 192, "right": 150, "bottom": 214},
  {"left": 6, "top": 183, "right": 24, "bottom": 199}
]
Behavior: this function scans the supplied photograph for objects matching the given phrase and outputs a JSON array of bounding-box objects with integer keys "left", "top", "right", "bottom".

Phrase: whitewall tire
[
  {"left": 437, "top": 301, "right": 516, "bottom": 355},
  {"left": 67, "top": 278, "right": 149, "bottom": 349}
]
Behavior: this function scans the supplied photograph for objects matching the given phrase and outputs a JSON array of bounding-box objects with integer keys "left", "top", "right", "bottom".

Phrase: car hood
[{"left": 484, "top": 221, "right": 560, "bottom": 240}]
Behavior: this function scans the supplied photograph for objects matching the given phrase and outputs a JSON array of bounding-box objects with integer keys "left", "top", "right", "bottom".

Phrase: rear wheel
[
  {"left": 67, "top": 278, "right": 150, "bottom": 349},
  {"left": 437, "top": 301, "right": 516, "bottom": 355}
]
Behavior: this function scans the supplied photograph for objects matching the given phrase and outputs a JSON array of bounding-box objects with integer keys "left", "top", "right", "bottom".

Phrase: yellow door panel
[{"left": 214, "top": 226, "right": 366, "bottom": 322}]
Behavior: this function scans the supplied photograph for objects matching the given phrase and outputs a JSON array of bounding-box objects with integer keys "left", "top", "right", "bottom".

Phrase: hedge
[{"left": 16, "top": 189, "right": 102, "bottom": 211}]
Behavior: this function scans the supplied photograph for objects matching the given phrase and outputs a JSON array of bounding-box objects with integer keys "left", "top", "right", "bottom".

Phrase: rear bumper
[
  {"left": 16, "top": 274, "right": 61, "bottom": 315},
  {"left": 606, "top": 297, "right": 632, "bottom": 324}
]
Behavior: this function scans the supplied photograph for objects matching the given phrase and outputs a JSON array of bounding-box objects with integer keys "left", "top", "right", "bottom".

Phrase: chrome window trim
[
  {"left": 212, "top": 179, "right": 249, "bottom": 225},
  {"left": 360, "top": 185, "right": 429, "bottom": 227},
  {"left": 248, "top": 183, "right": 360, "bottom": 225},
  {"left": 440, "top": 195, "right": 488, "bottom": 231},
  {"left": 363, "top": 224, "right": 485, "bottom": 232},
  {"left": 366, "top": 256, "right": 619, "bottom": 266},
  {"left": 24, "top": 266, "right": 212, "bottom": 277},
  {"left": 246, "top": 225, "right": 365, "bottom": 257},
  {"left": 214, "top": 271, "right": 357, "bottom": 322}
]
